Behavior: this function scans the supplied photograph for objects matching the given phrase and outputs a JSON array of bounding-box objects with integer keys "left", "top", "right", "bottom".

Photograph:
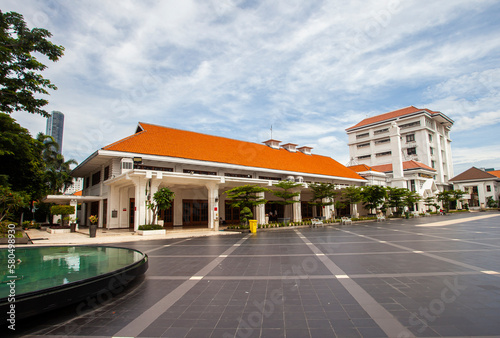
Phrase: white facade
[
  {"left": 346, "top": 107, "right": 454, "bottom": 190},
  {"left": 450, "top": 168, "right": 500, "bottom": 208},
  {"left": 70, "top": 150, "right": 364, "bottom": 230}
]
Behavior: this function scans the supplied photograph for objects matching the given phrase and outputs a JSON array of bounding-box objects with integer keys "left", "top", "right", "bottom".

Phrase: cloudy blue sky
[{"left": 3, "top": 0, "right": 500, "bottom": 175}]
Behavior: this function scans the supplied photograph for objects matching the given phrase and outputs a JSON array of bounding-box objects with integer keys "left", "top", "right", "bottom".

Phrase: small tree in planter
[
  {"left": 147, "top": 187, "right": 175, "bottom": 226},
  {"left": 50, "top": 205, "right": 75, "bottom": 227},
  {"left": 225, "top": 185, "right": 270, "bottom": 226}
]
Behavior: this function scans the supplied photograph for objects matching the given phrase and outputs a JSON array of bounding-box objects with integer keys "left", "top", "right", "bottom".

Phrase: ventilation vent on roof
[
  {"left": 297, "top": 146, "right": 313, "bottom": 155},
  {"left": 263, "top": 139, "right": 281, "bottom": 149},
  {"left": 282, "top": 143, "right": 298, "bottom": 152}
]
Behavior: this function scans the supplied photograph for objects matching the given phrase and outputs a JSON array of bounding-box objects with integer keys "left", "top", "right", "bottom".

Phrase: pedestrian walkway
[
  {"left": 22, "top": 227, "right": 239, "bottom": 245},
  {"left": 5, "top": 212, "right": 500, "bottom": 337}
]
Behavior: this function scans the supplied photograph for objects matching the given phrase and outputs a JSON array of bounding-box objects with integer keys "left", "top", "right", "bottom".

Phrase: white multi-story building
[
  {"left": 346, "top": 106, "right": 454, "bottom": 191},
  {"left": 62, "top": 177, "right": 84, "bottom": 195}
]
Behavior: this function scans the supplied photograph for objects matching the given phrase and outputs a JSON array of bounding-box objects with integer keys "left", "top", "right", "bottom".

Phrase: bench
[
  {"left": 412, "top": 211, "right": 420, "bottom": 218},
  {"left": 424, "top": 212, "right": 431, "bottom": 217},
  {"left": 376, "top": 215, "right": 385, "bottom": 222},
  {"left": 310, "top": 218, "right": 324, "bottom": 228},
  {"left": 341, "top": 217, "right": 352, "bottom": 225}
]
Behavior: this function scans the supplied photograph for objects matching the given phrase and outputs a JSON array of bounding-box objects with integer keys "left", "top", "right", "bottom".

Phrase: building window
[
  {"left": 406, "top": 134, "right": 415, "bottom": 142},
  {"left": 374, "top": 128, "right": 389, "bottom": 135},
  {"left": 184, "top": 169, "right": 217, "bottom": 175},
  {"left": 357, "top": 142, "right": 370, "bottom": 148},
  {"left": 92, "top": 171, "right": 101, "bottom": 186},
  {"left": 358, "top": 155, "right": 371, "bottom": 159},
  {"left": 428, "top": 134, "right": 433, "bottom": 142},
  {"left": 409, "top": 180, "right": 416, "bottom": 192},
  {"left": 225, "top": 173, "right": 253, "bottom": 178},
  {"left": 375, "top": 151, "right": 391, "bottom": 157},
  {"left": 487, "top": 185, "right": 491, "bottom": 192},
  {"left": 85, "top": 177, "right": 90, "bottom": 189},
  {"left": 136, "top": 164, "right": 173, "bottom": 172},
  {"left": 259, "top": 176, "right": 281, "bottom": 181},
  {"left": 425, "top": 118, "right": 434, "bottom": 129},
  {"left": 356, "top": 133, "right": 369, "bottom": 139},
  {"left": 400, "top": 121, "right": 421, "bottom": 129},
  {"left": 431, "top": 160, "right": 436, "bottom": 169},
  {"left": 407, "top": 147, "right": 417, "bottom": 155},
  {"left": 122, "top": 162, "right": 132, "bottom": 170},
  {"left": 374, "top": 138, "right": 390, "bottom": 145},
  {"left": 430, "top": 147, "right": 434, "bottom": 155},
  {"left": 104, "top": 166, "right": 110, "bottom": 180}
]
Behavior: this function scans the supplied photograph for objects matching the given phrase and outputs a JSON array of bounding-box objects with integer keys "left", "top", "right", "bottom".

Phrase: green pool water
[{"left": 0, "top": 246, "right": 144, "bottom": 298}]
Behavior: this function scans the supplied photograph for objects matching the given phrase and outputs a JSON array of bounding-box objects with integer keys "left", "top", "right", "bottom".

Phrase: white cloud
[{"left": 1, "top": 0, "right": 500, "bottom": 175}]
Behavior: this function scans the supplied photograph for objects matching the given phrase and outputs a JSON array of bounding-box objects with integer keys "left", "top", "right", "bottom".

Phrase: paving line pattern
[
  {"left": 294, "top": 229, "right": 415, "bottom": 338},
  {"left": 113, "top": 234, "right": 251, "bottom": 337}
]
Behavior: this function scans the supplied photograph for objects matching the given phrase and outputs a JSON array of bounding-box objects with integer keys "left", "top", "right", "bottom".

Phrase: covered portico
[
  {"left": 104, "top": 169, "right": 335, "bottom": 231},
  {"left": 43, "top": 195, "right": 103, "bottom": 227}
]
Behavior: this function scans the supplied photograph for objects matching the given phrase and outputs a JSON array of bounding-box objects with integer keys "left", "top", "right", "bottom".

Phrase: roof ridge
[{"left": 103, "top": 125, "right": 147, "bottom": 150}]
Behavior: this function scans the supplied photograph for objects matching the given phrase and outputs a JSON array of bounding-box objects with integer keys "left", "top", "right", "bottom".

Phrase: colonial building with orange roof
[
  {"left": 70, "top": 122, "right": 365, "bottom": 230},
  {"left": 346, "top": 106, "right": 454, "bottom": 192},
  {"left": 450, "top": 167, "right": 500, "bottom": 209}
]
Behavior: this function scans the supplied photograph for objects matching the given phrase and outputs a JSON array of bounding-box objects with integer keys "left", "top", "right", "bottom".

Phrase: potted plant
[{"left": 89, "top": 215, "right": 98, "bottom": 237}]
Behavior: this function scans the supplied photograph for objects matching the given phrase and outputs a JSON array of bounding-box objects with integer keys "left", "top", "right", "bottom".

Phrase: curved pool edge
[{"left": 0, "top": 245, "right": 148, "bottom": 321}]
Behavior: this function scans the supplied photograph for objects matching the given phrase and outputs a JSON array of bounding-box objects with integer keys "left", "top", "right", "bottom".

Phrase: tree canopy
[
  {"left": 271, "top": 180, "right": 301, "bottom": 205},
  {"left": 0, "top": 11, "right": 64, "bottom": 117},
  {"left": 308, "top": 182, "right": 337, "bottom": 207}
]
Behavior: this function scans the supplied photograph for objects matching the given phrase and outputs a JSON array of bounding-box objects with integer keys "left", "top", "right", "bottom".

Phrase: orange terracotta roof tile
[
  {"left": 370, "top": 160, "right": 436, "bottom": 173},
  {"left": 347, "top": 164, "right": 380, "bottom": 172},
  {"left": 102, "top": 123, "right": 365, "bottom": 180},
  {"left": 488, "top": 170, "right": 500, "bottom": 178},
  {"left": 73, "top": 190, "right": 83, "bottom": 196},
  {"left": 346, "top": 106, "right": 437, "bottom": 131}
]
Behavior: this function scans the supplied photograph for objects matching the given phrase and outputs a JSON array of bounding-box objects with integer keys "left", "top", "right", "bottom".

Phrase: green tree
[
  {"left": 0, "top": 185, "right": 27, "bottom": 222},
  {"left": 423, "top": 196, "right": 436, "bottom": 212},
  {"left": 45, "top": 153, "right": 78, "bottom": 195},
  {"left": 0, "top": 11, "right": 64, "bottom": 117},
  {"left": 360, "top": 185, "right": 387, "bottom": 214},
  {"left": 224, "top": 185, "right": 270, "bottom": 225},
  {"left": 309, "top": 182, "right": 337, "bottom": 207},
  {"left": 50, "top": 204, "right": 75, "bottom": 226},
  {"left": 147, "top": 187, "right": 175, "bottom": 225},
  {"left": 271, "top": 180, "right": 301, "bottom": 206},
  {"left": 386, "top": 187, "right": 410, "bottom": 215},
  {"left": 339, "top": 186, "right": 363, "bottom": 217},
  {"left": 0, "top": 113, "right": 46, "bottom": 200},
  {"left": 403, "top": 191, "right": 421, "bottom": 210},
  {"left": 436, "top": 190, "right": 463, "bottom": 211}
]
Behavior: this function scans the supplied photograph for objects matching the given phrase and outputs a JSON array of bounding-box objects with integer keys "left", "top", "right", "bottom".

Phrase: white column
[
  {"left": 390, "top": 121, "right": 406, "bottom": 188},
  {"left": 70, "top": 199, "right": 78, "bottom": 228},
  {"left": 206, "top": 183, "right": 219, "bottom": 231},
  {"left": 108, "top": 185, "right": 120, "bottom": 229},
  {"left": 435, "top": 135, "right": 445, "bottom": 184},
  {"left": 132, "top": 177, "right": 147, "bottom": 231},
  {"left": 293, "top": 193, "right": 301, "bottom": 222},
  {"left": 351, "top": 203, "right": 359, "bottom": 218},
  {"left": 256, "top": 192, "right": 266, "bottom": 224},
  {"left": 173, "top": 188, "right": 183, "bottom": 227}
]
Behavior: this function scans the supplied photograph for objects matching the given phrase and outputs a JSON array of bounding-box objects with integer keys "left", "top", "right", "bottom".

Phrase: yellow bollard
[{"left": 249, "top": 220, "right": 257, "bottom": 233}]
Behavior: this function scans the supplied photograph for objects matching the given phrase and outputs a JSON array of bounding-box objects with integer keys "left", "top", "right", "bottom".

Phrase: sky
[{"left": 3, "top": 0, "right": 500, "bottom": 176}]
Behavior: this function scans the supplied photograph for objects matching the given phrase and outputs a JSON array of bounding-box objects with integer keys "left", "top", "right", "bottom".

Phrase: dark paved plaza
[{"left": 9, "top": 212, "right": 500, "bottom": 337}]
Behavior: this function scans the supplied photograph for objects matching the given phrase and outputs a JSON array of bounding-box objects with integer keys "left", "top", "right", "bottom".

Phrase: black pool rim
[{"left": 0, "top": 245, "right": 148, "bottom": 321}]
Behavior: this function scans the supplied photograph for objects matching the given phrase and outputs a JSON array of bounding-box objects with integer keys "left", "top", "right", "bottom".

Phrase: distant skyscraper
[{"left": 46, "top": 111, "right": 64, "bottom": 154}]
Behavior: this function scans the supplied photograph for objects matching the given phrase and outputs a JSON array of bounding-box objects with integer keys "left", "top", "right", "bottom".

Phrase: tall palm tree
[{"left": 36, "top": 133, "right": 78, "bottom": 194}]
